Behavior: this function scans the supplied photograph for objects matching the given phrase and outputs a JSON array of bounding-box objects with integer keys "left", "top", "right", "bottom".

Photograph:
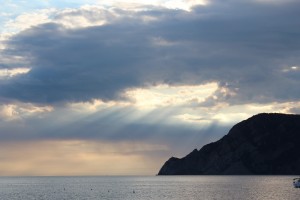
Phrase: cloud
[
  {"left": 254, "top": 0, "right": 297, "bottom": 4},
  {"left": 0, "top": 0, "right": 207, "bottom": 35},
  {"left": 0, "top": 1, "right": 300, "bottom": 105},
  {"left": 0, "top": 94, "right": 298, "bottom": 144},
  {"left": 124, "top": 82, "right": 218, "bottom": 109},
  {"left": 0, "top": 102, "right": 52, "bottom": 121},
  {"left": 0, "top": 68, "right": 31, "bottom": 79},
  {"left": 3, "top": 9, "right": 54, "bottom": 33}
]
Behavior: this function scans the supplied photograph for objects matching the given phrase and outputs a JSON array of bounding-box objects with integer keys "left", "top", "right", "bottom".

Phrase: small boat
[{"left": 293, "top": 178, "right": 300, "bottom": 188}]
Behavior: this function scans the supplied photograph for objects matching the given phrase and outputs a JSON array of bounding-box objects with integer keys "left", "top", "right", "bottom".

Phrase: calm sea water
[{"left": 0, "top": 176, "right": 299, "bottom": 200}]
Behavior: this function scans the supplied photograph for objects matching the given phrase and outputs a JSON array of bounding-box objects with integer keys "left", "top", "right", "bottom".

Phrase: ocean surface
[{"left": 0, "top": 176, "right": 299, "bottom": 200}]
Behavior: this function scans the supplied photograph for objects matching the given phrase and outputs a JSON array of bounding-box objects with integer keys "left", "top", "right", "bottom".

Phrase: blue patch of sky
[{"left": 0, "top": 0, "right": 98, "bottom": 32}]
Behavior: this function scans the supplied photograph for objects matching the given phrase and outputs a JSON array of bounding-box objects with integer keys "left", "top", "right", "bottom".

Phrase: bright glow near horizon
[{"left": 0, "top": 140, "right": 166, "bottom": 176}]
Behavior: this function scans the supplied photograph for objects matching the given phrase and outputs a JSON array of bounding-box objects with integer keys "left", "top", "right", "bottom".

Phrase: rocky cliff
[{"left": 158, "top": 113, "right": 300, "bottom": 175}]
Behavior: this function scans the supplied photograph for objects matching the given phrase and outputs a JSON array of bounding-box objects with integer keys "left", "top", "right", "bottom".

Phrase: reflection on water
[{"left": 0, "top": 176, "right": 299, "bottom": 200}]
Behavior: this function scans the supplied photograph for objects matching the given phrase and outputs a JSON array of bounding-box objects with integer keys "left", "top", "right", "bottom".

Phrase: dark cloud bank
[{"left": 1, "top": 0, "right": 300, "bottom": 104}]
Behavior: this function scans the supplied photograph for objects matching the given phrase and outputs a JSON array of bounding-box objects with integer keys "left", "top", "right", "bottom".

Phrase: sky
[{"left": 0, "top": 0, "right": 300, "bottom": 175}]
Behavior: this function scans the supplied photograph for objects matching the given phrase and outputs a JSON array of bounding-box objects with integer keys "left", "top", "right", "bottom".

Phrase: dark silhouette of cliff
[{"left": 158, "top": 113, "right": 300, "bottom": 175}]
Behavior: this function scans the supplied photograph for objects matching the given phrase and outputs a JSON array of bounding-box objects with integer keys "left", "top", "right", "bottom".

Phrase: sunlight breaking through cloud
[
  {"left": 0, "top": 103, "right": 53, "bottom": 121},
  {"left": 282, "top": 65, "right": 300, "bottom": 72},
  {"left": 0, "top": 68, "right": 31, "bottom": 78},
  {"left": 124, "top": 82, "right": 219, "bottom": 109}
]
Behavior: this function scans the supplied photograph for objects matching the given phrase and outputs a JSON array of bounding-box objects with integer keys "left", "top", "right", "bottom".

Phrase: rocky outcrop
[{"left": 158, "top": 113, "right": 300, "bottom": 175}]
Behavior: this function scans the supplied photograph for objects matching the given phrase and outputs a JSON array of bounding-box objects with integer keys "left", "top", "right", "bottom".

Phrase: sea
[{"left": 0, "top": 176, "right": 299, "bottom": 200}]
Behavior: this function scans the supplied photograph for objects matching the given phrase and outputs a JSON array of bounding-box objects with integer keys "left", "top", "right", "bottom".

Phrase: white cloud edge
[
  {"left": 1, "top": 82, "right": 299, "bottom": 127},
  {"left": 1, "top": 0, "right": 208, "bottom": 35}
]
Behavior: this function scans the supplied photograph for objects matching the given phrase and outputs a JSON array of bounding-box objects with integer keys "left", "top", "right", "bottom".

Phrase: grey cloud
[
  {"left": 1, "top": 1, "right": 300, "bottom": 104},
  {"left": 0, "top": 104, "right": 230, "bottom": 156}
]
